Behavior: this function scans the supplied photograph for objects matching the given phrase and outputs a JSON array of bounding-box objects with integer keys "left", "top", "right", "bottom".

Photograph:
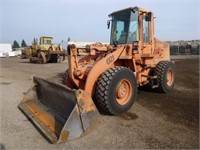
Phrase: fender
[{"left": 84, "top": 46, "right": 126, "bottom": 96}]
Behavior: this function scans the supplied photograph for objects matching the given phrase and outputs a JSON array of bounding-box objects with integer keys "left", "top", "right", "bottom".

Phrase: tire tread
[
  {"left": 154, "top": 61, "right": 175, "bottom": 93},
  {"left": 95, "top": 66, "right": 132, "bottom": 115}
]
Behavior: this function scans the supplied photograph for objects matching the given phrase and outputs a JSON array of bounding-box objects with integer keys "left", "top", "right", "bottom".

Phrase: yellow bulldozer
[
  {"left": 18, "top": 7, "right": 175, "bottom": 143},
  {"left": 20, "top": 47, "right": 32, "bottom": 59},
  {"left": 21, "top": 36, "right": 65, "bottom": 63}
]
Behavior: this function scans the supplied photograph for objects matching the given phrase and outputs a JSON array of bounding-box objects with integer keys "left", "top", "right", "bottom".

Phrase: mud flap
[{"left": 18, "top": 76, "right": 100, "bottom": 144}]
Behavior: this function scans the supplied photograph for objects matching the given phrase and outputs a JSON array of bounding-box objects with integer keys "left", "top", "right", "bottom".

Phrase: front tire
[
  {"left": 63, "top": 69, "right": 76, "bottom": 89},
  {"left": 95, "top": 66, "right": 137, "bottom": 115},
  {"left": 63, "top": 69, "right": 69, "bottom": 85}
]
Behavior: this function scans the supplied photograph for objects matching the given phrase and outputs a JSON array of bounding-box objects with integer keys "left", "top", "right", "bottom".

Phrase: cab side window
[{"left": 143, "top": 17, "right": 150, "bottom": 43}]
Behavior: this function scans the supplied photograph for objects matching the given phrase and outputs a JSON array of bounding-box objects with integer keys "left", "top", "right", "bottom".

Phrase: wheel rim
[
  {"left": 166, "top": 69, "right": 174, "bottom": 86},
  {"left": 115, "top": 79, "right": 132, "bottom": 105}
]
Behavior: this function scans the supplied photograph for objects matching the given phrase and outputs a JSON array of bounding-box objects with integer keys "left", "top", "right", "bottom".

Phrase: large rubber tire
[
  {"left": 63, "top": 69, "right": 69, "bottom": 85},
  {"left": 63, "top": 69, "right": 76, "bottom": 89},
  {"left": 49, "top": 54, "right": 58, "bottom": 63},
  {"left": 37, "top": 52, "right": 47, "bottom": 64},
  {"left": 154, "top": 61, "right": 175, "bottom": 93},
  {"left": 95, "top": 66, "right": 137, "bottom": 115}
]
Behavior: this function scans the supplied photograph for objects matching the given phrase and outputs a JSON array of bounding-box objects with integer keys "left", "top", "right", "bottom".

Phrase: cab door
[{"left": 141, "top": 12, "right": 153, "bottom": 55}]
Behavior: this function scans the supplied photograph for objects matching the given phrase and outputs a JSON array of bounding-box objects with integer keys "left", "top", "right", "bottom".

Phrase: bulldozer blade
[{"left": 18, "top": 76, "right": 100, "bottom": 144}]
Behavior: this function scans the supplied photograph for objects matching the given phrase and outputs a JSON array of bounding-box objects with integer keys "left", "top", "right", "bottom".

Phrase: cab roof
[
  {"left": 40, "top": 36, "right": 53, "bottom": 39},
  {"left": 109, "top": 6, "right": 151, "bottom": 16}
]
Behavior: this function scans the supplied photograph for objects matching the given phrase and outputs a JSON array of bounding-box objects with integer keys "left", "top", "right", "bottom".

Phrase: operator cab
[
  {"left": 40, "top": 36, "right": 53, "bottom": 45},
  {"left": 108, "top": 7, "right": 153, "bottom": 51}
]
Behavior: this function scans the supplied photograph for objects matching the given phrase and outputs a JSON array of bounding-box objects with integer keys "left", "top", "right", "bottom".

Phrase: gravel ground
[{"left": 0, "top": 55, "right": 199, "bottom": 149}]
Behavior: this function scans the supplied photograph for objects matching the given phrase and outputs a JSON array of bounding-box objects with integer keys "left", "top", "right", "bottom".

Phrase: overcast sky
[{"left": 0, "top": 0, "right": 199, "bottom": 45}]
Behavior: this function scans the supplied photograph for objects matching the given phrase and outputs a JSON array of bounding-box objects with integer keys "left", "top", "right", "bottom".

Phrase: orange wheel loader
[{"left": 18, "top": 7, "right": 175, "bottom": 144}]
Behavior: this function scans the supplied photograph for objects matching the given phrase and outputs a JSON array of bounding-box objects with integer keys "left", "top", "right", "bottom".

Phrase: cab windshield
[
  {"left": 110, "top": 9, "right": 139, "bottom": 45},
  {"left": 44, "top": 39, "right": 52, "bottom": 45}
]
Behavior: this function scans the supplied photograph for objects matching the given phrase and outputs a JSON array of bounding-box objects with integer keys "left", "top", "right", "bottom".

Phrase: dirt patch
[
  {"left": 119, "top": 112, "right": 139, "bottom": 120},
  {"left": 0, "top": 56, "right": 199, "bottom": 149},
  {"left": 0, "top": 143, "right": 6, "bottom": 150},
  {"left": 138, "top": 57, "right": 199, "bottom": 130},
  {"left": 0, "top": 82, "right": 11, "bottom": 85}
]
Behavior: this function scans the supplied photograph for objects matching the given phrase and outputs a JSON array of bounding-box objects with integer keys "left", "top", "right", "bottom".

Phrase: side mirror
[
  {"left": 145, "top": 12, "right": 152, "bottom": 21},
  {"left": 107, "top": 20, "right": 110, "bottom": 29}
]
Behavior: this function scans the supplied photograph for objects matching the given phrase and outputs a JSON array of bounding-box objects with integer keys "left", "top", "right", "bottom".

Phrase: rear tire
[
  {"left": 95, "top": 66, "right": 137, "bottom": 115},
  {"left": 154, "top": 61, "right": 175, "bottom": 93},
  {"left": 38, "top": 52, "right": 47, "bottom": 64},
  {"left": 49, "top": 54, "right": 58, "bottom": 63}
]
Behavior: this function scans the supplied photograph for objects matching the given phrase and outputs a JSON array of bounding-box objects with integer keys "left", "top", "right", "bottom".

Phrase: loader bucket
[{"left": 18, "top": 76, "right": 100, "bottom": 144}]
